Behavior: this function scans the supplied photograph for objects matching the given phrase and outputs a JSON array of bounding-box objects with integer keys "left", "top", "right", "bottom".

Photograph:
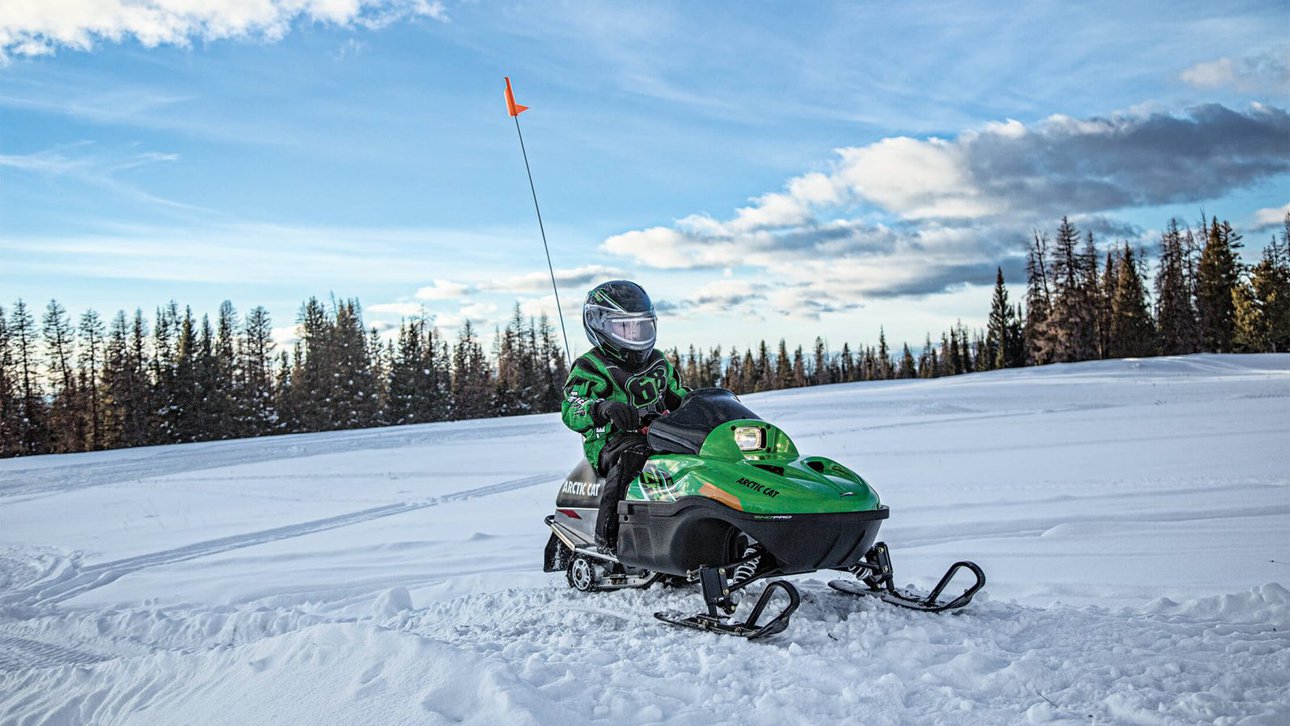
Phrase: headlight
[{"left": 733, "top": 426, "right": 765, "bottom": 451}]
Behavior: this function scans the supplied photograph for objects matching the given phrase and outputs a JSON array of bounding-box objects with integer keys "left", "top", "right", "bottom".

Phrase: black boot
[{"left": 594, "top": 531, "right": 615, "bottom": 553}]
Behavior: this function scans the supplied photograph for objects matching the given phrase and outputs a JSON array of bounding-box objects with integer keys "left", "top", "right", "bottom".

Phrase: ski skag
[
  {"left": 828, "top": 542, "right": 986, "bottom": 613},
  {"left": 654, "top": 564, "right": 800, "bottom": 640}
]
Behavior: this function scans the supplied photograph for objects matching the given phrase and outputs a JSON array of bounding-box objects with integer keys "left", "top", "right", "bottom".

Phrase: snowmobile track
[
  {"left": 0, "top": 633, "right": 110, "bottom": 671},
  {"left": 6, "top": 473, "right": 558, "bottom": 608}
]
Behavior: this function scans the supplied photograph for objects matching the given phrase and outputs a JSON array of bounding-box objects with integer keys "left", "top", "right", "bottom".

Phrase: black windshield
[{"left": 647, "top": 388, "right": 762, "bottom": 455}]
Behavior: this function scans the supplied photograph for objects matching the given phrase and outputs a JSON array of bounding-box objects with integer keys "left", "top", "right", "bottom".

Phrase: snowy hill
[{"left": 2, "top": 354, "right": 1288, "bottom": 725}]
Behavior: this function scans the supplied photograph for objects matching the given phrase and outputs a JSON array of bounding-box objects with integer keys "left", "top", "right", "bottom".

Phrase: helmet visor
[
  {"left": 587, "top": 305, "right": 657, "bottom": 351},
  {"left": 607, "top": 316, "right": 656, "bottom": 348}
]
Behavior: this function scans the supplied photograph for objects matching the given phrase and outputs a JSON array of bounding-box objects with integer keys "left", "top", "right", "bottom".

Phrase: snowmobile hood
[{"left": 630, "top": 419, "right": 881, "bottom": 516}]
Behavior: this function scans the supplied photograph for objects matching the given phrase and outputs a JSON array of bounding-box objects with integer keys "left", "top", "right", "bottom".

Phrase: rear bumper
[{"left": 617, "top": 498, "right": 889, "bottom": 576}]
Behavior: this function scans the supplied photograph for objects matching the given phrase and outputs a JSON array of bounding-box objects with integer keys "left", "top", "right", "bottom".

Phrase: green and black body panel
[
  {"left": 618, "top": 498, "right": 888, "bottom": 576},
  {"left": 548, "top": 388, "right": 889, "bottom": 577}
]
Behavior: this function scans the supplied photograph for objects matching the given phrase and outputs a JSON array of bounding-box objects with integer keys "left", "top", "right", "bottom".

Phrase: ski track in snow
[
  {"left": 1, "top": 354, "right": 1288, "bottom": 725},
  {"left": 1, "top": 473, "right": 557, "bottom": 610}
]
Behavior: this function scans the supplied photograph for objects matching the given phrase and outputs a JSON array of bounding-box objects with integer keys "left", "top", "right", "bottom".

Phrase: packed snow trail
[{"left": 1, "top": 354, "right": 1288, "bottom": 724}]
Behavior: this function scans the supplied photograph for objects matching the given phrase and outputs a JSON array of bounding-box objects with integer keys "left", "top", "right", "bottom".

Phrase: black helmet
[{"left": 583, "top": 280, "right": 657, "bottom": 369}]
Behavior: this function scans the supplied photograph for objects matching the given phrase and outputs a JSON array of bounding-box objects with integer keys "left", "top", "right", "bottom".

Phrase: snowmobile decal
[
  {"left": 638, "top": 462, "right": 679, "bottom": 501},
  {"left": 560, "top": 479, "right": 602, "bottom": 498},
  {"left": 736, "top": 477, "right": 780, "bottom": 498}
]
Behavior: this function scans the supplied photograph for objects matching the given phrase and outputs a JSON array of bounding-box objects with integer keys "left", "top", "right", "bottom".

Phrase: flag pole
[{"left": 507, "top": 78, "right": 573, "bottom": 366}]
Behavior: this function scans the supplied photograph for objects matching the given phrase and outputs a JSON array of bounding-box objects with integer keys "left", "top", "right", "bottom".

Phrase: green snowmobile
[{"left": 543, "top": 387, "right": 985, "bottom": 639}]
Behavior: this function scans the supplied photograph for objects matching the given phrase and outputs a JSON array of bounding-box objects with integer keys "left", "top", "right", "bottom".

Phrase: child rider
[{"left": 561, "top": 280, "right": 688, "bottom": 551}]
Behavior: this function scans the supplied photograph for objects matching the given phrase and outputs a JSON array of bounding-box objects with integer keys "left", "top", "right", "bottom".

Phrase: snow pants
[{"left": 596, "top": 433, "right": 653, "bottom": 546}]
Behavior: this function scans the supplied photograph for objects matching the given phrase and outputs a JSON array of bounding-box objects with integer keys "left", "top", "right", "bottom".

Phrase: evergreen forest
[{"left": 2, "top": 213, "right": 1288, "bottom": 459}]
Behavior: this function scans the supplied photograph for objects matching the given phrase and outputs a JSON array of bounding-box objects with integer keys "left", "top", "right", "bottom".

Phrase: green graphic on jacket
[{"left": 561, "top": 347, "right": 687, "bottom": 468}]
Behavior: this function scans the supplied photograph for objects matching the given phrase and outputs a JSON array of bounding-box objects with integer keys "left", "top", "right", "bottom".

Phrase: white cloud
[
  {"left": 1180, "top": 49, "right": 1290, "bottom": 94},
  {"left": 459, "top": 302, "right": 498, "bottom": 322},
  {"left": 368, "top": 302, "right": 426, "bottom": 316},
  {"left": 0, "top": 222, "right": 515, "bottom": 285},
  {"left": 1252, "top": 203, "right": 1290, "bottom": 230},
  {"left": 518, "top": 294, "right": 583, "bottom": 320},
  {"left": 481, "top": 265, "right": 630, "bottom": 294},
  {"left": 600, "top": 104, "right": 1290, "bottom": 299},
  {"left": 414, "top": 279, "right": 470, "bottom": 301},
  {"left": 271, "top": 325, "right": 299, "bottom": 348},
  {"left": 0, "top": 0, "right": 447, "bottom": 61}
]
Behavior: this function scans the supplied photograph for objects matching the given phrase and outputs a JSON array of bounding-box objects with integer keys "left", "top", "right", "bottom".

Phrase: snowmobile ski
[
  {"left": 828, "top": 542, "right": 985, "bottom": 613},
  {"left": 654, "top": 564, "right": 800, "bottom": 640}
]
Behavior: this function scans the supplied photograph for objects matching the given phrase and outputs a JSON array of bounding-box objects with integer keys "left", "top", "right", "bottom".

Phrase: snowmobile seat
[{"left": 646, "top": 388, "right": 764, "bottom": 455}]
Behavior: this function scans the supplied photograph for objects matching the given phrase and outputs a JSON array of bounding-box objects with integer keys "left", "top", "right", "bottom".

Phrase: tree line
[{"left": 1, "top": 213, "right": 1286, "bottom": 459}]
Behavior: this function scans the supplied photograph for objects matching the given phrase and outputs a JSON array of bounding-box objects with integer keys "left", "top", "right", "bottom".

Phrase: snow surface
[{"left": 1, "top": 354, "right": 1288, "bottom": 725}]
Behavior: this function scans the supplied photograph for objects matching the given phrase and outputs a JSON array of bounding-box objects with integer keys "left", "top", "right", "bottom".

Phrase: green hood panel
[{"left": 627, "top": 420, "right": 881, "bottom": 515}]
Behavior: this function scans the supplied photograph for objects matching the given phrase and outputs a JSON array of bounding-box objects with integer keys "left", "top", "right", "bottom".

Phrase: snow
[{"left": 1, "top": 353, "right": 1288, "bottom": 725}]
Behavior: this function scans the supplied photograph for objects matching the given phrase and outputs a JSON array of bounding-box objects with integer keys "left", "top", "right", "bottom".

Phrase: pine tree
[
  {"left": 1108, "top": 244, "right": 1156, "bottom": 358},
  {"left": 897, "top": 343, "right": 917, "bottom": 378},
  {"left": 791, "top": 345, "right": 807, "bottom": 388},
  {"left": 985, "top": 267, "right": 1016, "bottom": 370},
  {"left": 126, "top": 310, "right": 152, "bottom": 445},
  {"left": 538, "top": 313, "right": 567, "bottom": 412},
  {"left": 1048, "top": 219, "right": 1099, "bottom": 362},
  {"left": 275, "top": 348, "right": 297, "bottom": 432},
  {"left": 43, "top": 300, "right": 82, "bottom": 453},
  {"left": 1005, "top": 305, "right": 1026, "bottom": 368},
  {"left": 725, "top": 346, "right": 742, "bottom": 393},
  {"left": 451, "top": 320, "right": 490, "bottom": 419},
  {"left": 877, "top": 328, "right": 893, "bottom": 379},
  {"left": 102, "top": 311, "right": 131, "bottom": 448},
  {"left": 212, "top": 301, "right": 239, "bottom": 438},
  {"left": 1099, "top": 250, "right": 1116, "bottom": 359},
  {"left": 241, "top": 306, "right": 277, "bottom": 435},
  {"left": 367, "top": 326, "right": 390, "bottom": 425},
  {"left": 1234, "top": 219, "right": 1290, "bottom": 352},
  {"left": 77, "top": 309, "right": 106, "bottom": 450},
  {"left": 330, "top": 300, "right": 376, "bottom": 429},
  {"left": 811, "top": 338, "right": 830, "bottom": 386},
  {"left": 1196, "top": 217, "right": 1243, "bottom": 352},
  {"left": 294, "top": 297, "right": 332, "bottom": 432},
  {"left": 1156, "top": 219, "right": 1200, "bottom": 355},
  {"left": 1025, "top": 231, "right": 1057, "bottom": 365},
  {"left": 741, "top": 348, "right": 758, "bottom": 393},
  {"left": 189, "top": 313, "right": 217, "bottom": 441},
  {"left": 0, "top": 305, "right": 18, "bottom": 457},
  {"left": 839, "top": 343, "right": 855, "bottom": 382},
  {"left": 918, "top": 333, "right": 938, "bottom": 377},
  {"left": 705, "top": 346, "right": 723, "bottom": 388},
  {"left": 768, "top": 340, "right": 788, "bottom": 390},
  {"left": 151, "top": 302, "right": 181, "bottom": 443},
  {"left": 9, "top": 301, "right": 47, "bottom": 454}
]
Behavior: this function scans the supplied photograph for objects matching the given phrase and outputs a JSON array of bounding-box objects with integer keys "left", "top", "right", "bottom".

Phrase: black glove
[{"left": 593, "top": 400, "right": 640, "bottom": 431}]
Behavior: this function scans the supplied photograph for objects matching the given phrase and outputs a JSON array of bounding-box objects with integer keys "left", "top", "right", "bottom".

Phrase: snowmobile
[{"left": 543, "top": 388, "right": 985, "bottom": 639}]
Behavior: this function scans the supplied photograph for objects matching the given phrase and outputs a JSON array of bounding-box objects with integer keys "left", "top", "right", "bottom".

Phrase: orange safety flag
[{"left": 504, "top": 77, "right": 529, "bottom": 117}]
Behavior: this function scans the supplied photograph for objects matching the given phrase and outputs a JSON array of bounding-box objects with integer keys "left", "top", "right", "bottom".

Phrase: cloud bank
[
  {"left": 0, "top": 0, "right": 446, "bottom": 61},
  {"left": 602, "top": 104, "right": 1290, "bottom": 311}
]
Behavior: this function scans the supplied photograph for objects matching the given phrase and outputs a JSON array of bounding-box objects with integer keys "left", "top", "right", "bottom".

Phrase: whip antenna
[{"left": 505, "top": 76, "right": 573, "bottom": 365}]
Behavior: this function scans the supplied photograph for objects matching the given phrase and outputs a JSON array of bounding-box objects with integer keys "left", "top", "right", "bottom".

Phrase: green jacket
[{"left": 562, "top": 348, "right": 688, "bottom": 469}]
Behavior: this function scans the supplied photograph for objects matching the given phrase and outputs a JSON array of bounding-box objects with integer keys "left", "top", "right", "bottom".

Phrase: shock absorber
[{"left": 731, "top": 541, "right": 761, "bottom": 586}]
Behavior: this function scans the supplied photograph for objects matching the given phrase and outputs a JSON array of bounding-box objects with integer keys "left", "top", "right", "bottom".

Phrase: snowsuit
[{"left": 561, "top": 348, "right": 688, "bottom": 545}]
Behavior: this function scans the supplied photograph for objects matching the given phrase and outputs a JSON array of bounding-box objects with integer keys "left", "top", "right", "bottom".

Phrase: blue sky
[{"left": 1, "top": 1, "right": 1287, "bottom": 357}]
